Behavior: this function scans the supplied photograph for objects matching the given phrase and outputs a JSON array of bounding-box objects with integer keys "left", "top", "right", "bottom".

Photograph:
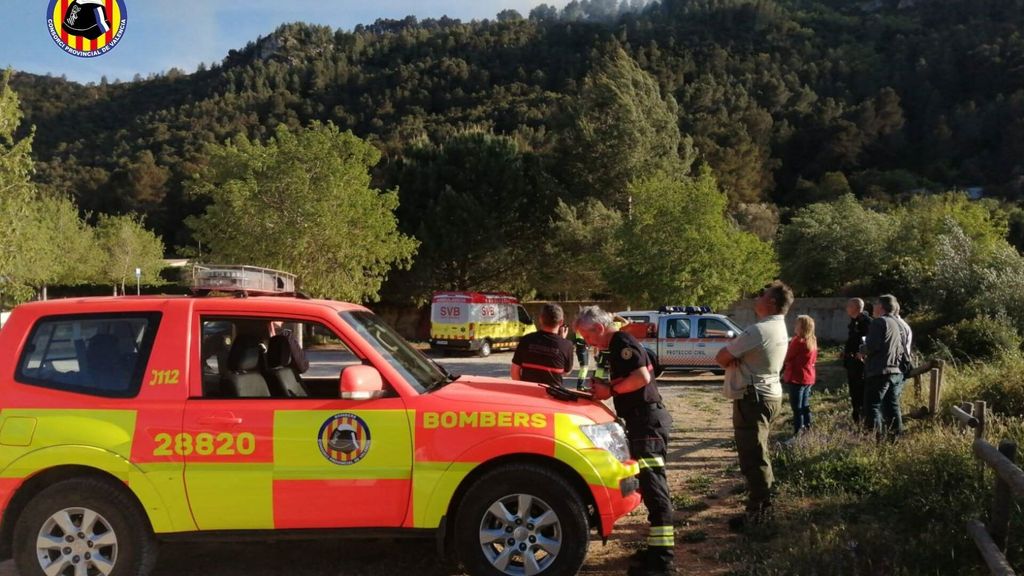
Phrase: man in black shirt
[
  {"left": 575, "top": 306, "right": 674, "bottom": 576},
  {"left": 511, "top": 304, "right": 575, "bottom": 388},
  {"left": 844, "top": 298, "right": 871, "bottom": 424}
]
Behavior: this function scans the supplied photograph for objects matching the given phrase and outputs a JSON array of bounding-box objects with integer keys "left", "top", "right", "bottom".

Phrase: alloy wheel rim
[
  {"left": 479, "top": 493, "right": 562, "bottom": 576},
  {"left": 36, "top": 506, "right": 118, "bottom": 576}
]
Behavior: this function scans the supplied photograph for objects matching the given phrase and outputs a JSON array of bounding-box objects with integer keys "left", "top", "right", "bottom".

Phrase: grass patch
[
  {"left": 725, "top": 356, "right": 1021, "bottom": 576},
  {"left": 673, "top": 493, "right": 711, "bottom": 512},
  {"left": 684, "top": 474, "right": 718, "bottom": 497},
  {"left": 681, "top": 530, "right": 709, "bottom": 543}
]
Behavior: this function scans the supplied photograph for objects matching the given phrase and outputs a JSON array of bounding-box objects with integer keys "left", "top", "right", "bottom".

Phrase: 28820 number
[{"left": 153, "top": 432, "right": 256, "bottom": 457}]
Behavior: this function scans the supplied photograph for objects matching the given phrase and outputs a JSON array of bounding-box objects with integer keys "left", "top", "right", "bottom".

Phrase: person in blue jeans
[
  {"left": 784, "top": 315, "right": 818, "bottom": 436},
  {"left": 859, "top": 295, "right": 908, "bottom": 441}
]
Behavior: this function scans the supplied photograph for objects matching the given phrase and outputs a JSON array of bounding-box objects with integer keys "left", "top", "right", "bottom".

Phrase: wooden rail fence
[
  {"left": 951, "top": 400, "right": 1022, "bottom": 576},
  {"left": 908, "top": 358, "right": 946, "bottom": 418}
]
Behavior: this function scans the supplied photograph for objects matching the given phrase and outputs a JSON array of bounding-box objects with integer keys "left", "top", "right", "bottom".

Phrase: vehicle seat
[
  {"left": 224, "top": 335, "right": 270, "bottom": 398},
  {"left": 85, "top": 333, "right": 134, "bottom": 391},
  {"left": 201, "top": 334, "right": 232, "bottom": 397},
  {"left": 266, "top": 334, "right": 308, "bottom": 398}
]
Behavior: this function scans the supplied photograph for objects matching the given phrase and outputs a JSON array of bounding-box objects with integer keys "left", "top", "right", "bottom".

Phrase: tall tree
[
  {"left": 534, "top": 198, "right": 624, "bottom": 299},
  {"left": 94, "top": 214, "right": 166, "bottom": 295},
  {"left": 189, "top": 123, "right": 417, "bottom": 302},
  {"left": 607, "top": 168, "right": 777, "bottom": 309},
  {"left": 388, "top": 131, "right": 557, "bottom": 300},
  {"left": 777, "top": 194, "right": 897, "bottom": 295},
  {"left": 0, "top": 70, "right": 42, "bottom": 303},
  {"left": 557, "top": 44, "right": 694, "bottom": 210}
]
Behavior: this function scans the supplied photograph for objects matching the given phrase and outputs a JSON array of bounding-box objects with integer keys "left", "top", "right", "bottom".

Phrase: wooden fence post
[
  {"left": 991, "top": 441, "right": 1018, "bottom": 551},
  {"left": 929, "top": 368, "right": 941, "bottom": 415},
  {"left": 976, "top": 401, "right": 988, "bottom": 480},
  {"left": 975, "top": 401, "right": 988, "bottom": 441}
]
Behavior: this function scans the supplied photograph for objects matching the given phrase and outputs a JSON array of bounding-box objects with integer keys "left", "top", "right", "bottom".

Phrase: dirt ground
[{"left": 0, "top": 354, "right": 747, "bottom": 575}]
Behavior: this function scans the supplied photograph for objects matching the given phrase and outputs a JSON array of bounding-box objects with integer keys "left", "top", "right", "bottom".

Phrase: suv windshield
[{"left": 340, "top": 311, "right": 447, "bottom": 394}]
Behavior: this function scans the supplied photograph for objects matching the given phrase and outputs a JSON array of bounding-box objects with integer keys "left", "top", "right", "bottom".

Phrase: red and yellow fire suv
[{"left": 0, "top": 266, "right": 640, "bottom": 576}]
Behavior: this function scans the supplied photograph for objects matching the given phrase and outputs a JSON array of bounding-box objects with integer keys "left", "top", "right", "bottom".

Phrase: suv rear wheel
[
  {"left": 14, "top": 477, "right": 158, "bottom": 576},
  {"left": 455, "top": 463, "right": 589, "bottom": 576}
]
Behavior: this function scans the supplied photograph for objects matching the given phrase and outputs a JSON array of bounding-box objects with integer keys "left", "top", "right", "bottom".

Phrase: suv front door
[
  {"left": 183, "top": 312, "right": 413, "bottom": 531},
  {"left": 695, "top": 317, "right": 738, "bottom": 368}
]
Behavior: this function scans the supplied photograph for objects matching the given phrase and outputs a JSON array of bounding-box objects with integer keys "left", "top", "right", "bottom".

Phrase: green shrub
[
  {"left": 936, "top": 316, "right": 1022, "bottom": 364},
  {"left": 945, "top": 350, "right": 1024, "bottom": 416},
  {"left": 749, "top": 425, "right": 988, "bottom": 576}
]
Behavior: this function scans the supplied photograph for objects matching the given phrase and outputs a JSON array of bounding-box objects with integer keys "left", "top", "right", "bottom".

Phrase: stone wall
[{"left": 726, "top": 297, "right": 857, "bottom": 343}]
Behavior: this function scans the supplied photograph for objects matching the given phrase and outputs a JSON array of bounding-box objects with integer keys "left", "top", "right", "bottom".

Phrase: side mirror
[
  {"left": 340, "top": 365, "right": 386, "bottom": 400},
  {"left": 726, "top": 330, "right": 736, "bottom": 339}
]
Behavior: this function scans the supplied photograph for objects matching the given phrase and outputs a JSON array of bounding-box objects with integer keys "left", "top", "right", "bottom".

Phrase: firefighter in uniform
[{"left": 575, "top": 306, "right": 674, "bottom": 576}]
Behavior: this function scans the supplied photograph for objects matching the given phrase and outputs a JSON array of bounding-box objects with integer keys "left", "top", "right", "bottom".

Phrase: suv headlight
[{"left": 579, "top": 422, "right": 630, "bottom": 463}]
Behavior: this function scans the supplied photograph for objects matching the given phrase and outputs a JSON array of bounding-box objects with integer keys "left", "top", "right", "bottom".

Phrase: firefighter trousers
[{"left": 625, "top": 405, "right": 674, "bottom": 571}]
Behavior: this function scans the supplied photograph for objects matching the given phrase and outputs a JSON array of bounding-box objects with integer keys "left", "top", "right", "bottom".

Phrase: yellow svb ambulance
[{"left": 430, "top": 291, "right": 535, "bottom": 357}]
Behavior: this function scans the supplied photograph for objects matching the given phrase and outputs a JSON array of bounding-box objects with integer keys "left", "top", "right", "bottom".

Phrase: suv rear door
[{"left": 658, "top": 316, "right": 692, "bottom": 367}]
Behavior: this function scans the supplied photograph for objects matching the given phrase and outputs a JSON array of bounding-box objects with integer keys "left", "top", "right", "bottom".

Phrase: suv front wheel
[
  {"left": 14, "top": 477, "right": 158, "bottom": 576},
  {"left": 455, "top": 463, "right": 589, "bottom": 576}
]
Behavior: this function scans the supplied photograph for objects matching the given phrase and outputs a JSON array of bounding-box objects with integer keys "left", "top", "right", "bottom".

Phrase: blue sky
[{"left": 3, "top": 0, "right": 567, "bottom": 84}]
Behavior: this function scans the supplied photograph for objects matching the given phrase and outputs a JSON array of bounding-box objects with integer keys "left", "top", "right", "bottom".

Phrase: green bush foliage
[
  {"left": 945, "top": 351, "right": 1024, "bottom": 417},
  {"left": 744, "top": 405, "right": 989, "bottom": 575},
  {"left": 936, "top": 316, "right": 1022, "bottom": 364}
]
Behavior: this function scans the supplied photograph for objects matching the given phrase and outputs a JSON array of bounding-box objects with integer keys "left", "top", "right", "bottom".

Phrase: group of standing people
[
  {"left": 504, "top": 289, "right": 914, "bottom": 572},
  {"left": 844, "top": 295, "right": 914, "bottom": 440}
]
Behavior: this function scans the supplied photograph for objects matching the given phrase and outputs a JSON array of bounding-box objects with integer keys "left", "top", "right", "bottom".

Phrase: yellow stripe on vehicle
[
  {"left": 553, "top": 413, "right": 638, "bottom": 488},
  {"left": 412, "top": 460, "right": 475, "bottom": 528},
  {"left": 274, "top": 410, "right": 412, "bottom": 480},
  {"left": 184, "top": 463, "right": 275, "bottom": 529}
]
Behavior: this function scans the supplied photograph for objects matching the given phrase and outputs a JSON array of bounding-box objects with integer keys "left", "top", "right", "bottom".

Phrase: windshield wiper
[{"left": 426, "top": 361, "right": 458, "bottom": 392}]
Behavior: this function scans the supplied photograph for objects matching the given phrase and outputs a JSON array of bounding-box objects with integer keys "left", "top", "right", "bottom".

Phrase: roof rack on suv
[
  {"left": 191, "top": 265, "right": 304, "bottom": 298},
  {"left": 658, "top": 305, "right": 713, "bottom": 314}
]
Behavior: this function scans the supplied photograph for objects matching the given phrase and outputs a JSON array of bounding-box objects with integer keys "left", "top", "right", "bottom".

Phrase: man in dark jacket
[
  {"left": 511, "top": 304, "right": 574, "bottom": 388},
  {"left": 843, "top": 298, "right": 871, "bottom": 424},
  {"left": 861, "top": 294, "right": 908, "bottom": 441}
]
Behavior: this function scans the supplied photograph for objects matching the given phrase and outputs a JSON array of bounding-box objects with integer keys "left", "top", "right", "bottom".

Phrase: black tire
[
  {"left": 455, "top": 463, "right": 589, "bottom": 576},
  {"left": 14, "top": 477, "right": 159, "bottom": 576},
  {"left": 478, "top": 339, "right": 493, "bottom": 358}
]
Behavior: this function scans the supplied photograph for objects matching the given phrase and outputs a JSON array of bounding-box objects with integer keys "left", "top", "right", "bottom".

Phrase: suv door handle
[{"left": 198, "top": 413, "right": 243, "bottom": 426}]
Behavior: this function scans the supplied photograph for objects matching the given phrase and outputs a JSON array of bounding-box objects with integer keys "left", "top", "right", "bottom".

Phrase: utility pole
[{"left": 135, "top": 267, "right": 141, "bottom": 296}]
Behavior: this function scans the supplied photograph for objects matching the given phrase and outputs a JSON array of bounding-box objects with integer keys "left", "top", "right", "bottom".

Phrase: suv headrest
[
  {"left": 266, "top": 334, "right": 292, "bottom": 370},
  {"left": 228, "top": 335, "right": 265, "bottom": 373}
]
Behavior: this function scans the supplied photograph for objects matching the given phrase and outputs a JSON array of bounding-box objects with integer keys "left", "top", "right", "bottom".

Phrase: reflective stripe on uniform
[
  {"left": 520, "top": 362, "right": 566, "bottom": 374},
  {"left": 637, "top": 456, "right": 665, "bottom": 469},
  {"left": 648, "top": 525, "right": 675, "bottom": 547}
]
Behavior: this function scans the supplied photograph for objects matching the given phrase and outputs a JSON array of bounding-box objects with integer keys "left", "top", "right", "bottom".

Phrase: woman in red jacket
[{"left": 785, "top": 315, "right": 818, "bottom": 436}]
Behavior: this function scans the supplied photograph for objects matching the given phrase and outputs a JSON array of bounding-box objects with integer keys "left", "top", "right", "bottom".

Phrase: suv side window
[
  {"left": 199, "top": 316, "right": 365, "bottom": 399},
  {"left": 665, "top": 318, "right": 691, "bottom": 339},
  {"left": 16, "top": 313, "right": 161, "bottom": 398},
  {"left": 698, "top": 318, "right": 734, "bottom": 339}
]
